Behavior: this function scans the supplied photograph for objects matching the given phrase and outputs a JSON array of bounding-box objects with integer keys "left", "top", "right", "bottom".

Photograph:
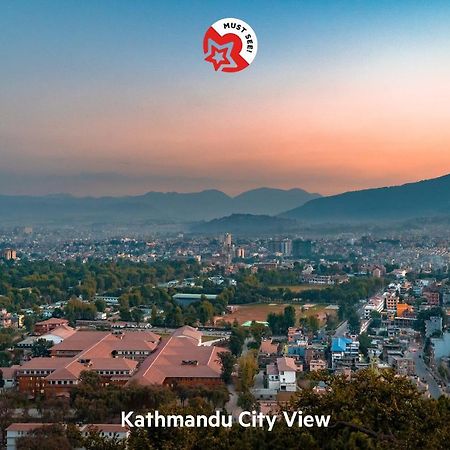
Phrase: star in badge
[{"left": 204, "top": 39, "right": 237, "bottom": 71}]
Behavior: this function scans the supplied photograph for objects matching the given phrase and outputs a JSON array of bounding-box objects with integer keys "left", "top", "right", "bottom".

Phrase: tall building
[
  {"left": 222, "top": 233, "right": 233, "bottom": 264},
  {"left": 222, "top": 233, "right": 232, "bottom": 250},
  {"left": 2, "top": 248, "right": 17, "bottom": 260},
  {"left": 267, "top": 239, "right": 292, "bottom": 256}
]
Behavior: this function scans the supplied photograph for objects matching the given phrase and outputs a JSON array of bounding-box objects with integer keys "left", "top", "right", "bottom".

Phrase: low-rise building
[
  {"left": 364, "top": 296, "right": 384, "bottom": 319},
  {"left": 266, "top": 357, "right": 299, "bottom": 392},
  {"left": 392, "top": 356, "right": 415, "bottom": 376},
  {"left": 309, "top": 359, "right": 327, "bottom": 372},
  {"left": 331, "top": 337, "right": 360, "bottom": 369},
  {"left": 34, "top": 318, "right": 69, "bottom": 335}
]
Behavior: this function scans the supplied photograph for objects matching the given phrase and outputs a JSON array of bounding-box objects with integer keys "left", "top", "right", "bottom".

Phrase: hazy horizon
[
  {"left": 0, "top": 172, "right": 448, "bottom": 199},
  {"left": 2, "top": 1, "right": 450, "bottom": 196}
]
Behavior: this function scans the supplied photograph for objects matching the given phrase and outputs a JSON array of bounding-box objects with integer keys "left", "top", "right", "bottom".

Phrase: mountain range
[
  {"left": 282, "top": 174, "right": 450, "bottom": 222},
  {"left": 190, "top": 214, "right": 298, "bottom": 235},
  {"left": 0, "top": 188, "right": 320, "bottom": 226}
]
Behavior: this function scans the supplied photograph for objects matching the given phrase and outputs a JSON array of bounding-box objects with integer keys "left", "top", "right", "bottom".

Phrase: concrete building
[
  {"left": 172, "top": 293, "right": 217, "bottom": 307},
  {"left": 266, "top": 357, "right": 298, "bottom": 392},
  {"left": 2, "top": 248, "right": 17, "bottom": 260},
  {"left": 331, "top": 337, "right": 360, "bottom": 369},
  {"left": 385, "top": 292, "right": 399, "bottom": 313},
  {"left": 392, "top": 356, "right": 415, "bottom": 376},
  {"left": 34, "top": 318, "right": 69, "bottom": 335},
  {"left": 310, "top": 359, "right": 327, "bottom": 372},
  {"left": 364, "top": 296, "right": 384, "bottom": 319}
]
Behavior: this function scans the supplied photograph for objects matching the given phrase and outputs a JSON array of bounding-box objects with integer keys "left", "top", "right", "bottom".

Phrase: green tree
[
  {"left": 229, "top": 326, "right": 246, "bottom": 356},
  {"left": 218, "top": 351, "right": 236, "bottom": 384},
  {"left": 283, "top": 305, "right": 296, "bottom": 328},
  {"left": 131, "top": 308, "right": 144, "bottom": 326},
  {"left": 31, "top": 338, "right": 53, "bottom": 357},
  {"left": 198, "top": 300, "right": 215, "bottom": 325}
]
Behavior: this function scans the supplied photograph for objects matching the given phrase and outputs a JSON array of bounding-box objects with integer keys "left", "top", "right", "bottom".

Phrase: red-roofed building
[
  {"left": 266, "top": 357, "right": 299, "bottom": 392},
  {"left": 13, "top": 326, "right": 225, "bottom": 397},
  {"left": 128, "top": 326, "right": 225, "bottom": 387},
  {"left": 34, "top": 318, "right": 69, "bottom": 335}
]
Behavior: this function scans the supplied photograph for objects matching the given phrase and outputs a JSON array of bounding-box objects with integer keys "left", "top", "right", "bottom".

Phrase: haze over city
[{"left": 1, "top": 0, "right": 450, "bottom": 197}]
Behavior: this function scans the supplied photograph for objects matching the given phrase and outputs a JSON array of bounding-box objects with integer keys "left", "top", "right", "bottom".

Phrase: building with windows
[
  {"left": 34, "top": 318, "right": 69, "bottom": 335},
  {"left": 331, "top": 337, "right": 360, "bottom": 369},
  {"left": 2, "top": 248, "right": 17, "bottom": 260},
  {"left": 10, "top": 326, "right": 225, "bottom": 397},
  {"left": 266, "top": 357, "right": 299, "bottom": 392},
  {"left": 364, "top": 296, "right": 384, "bottom": 319}
]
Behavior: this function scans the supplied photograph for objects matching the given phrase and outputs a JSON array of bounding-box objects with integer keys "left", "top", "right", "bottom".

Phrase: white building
[
  {"left": 266, "top": 357, "right": 298, "bottom": 392},
  {"left": 364, "top": 295, "right": 384, "bottom": 319},
  {"left": 94, "top": 295, "right": 119, "bottom": 306}
]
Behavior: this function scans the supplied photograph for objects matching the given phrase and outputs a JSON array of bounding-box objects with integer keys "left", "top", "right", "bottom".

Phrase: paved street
[
  {"left": 406, "top": 347, "right": 442, "bottom": 399},
  {"left": 333, "top": 320, "right": 348, "bottom": 337}
]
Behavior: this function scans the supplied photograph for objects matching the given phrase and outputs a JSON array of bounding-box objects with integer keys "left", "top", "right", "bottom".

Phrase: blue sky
[{"left": 1, "top": 1, "right": 450, "bottom": 196}]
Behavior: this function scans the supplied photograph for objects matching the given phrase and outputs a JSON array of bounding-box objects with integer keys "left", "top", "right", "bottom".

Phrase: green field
[
  {"left": 221, "top": 303, "right": 334, "bottom": 325},
  {"left": 268, "top": 284, "right": 328, "bottom": 293}
]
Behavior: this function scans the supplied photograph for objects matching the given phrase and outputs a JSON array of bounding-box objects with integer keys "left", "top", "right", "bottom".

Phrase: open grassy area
[
  {"left": 220, "top": 303, "right": 335, "bottom": 326},
  {"left": 268, "top": 284, "right": 328, "bottom": 293}
]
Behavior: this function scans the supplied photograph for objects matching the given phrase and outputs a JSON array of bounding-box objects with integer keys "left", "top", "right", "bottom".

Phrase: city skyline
[{"left": 2, "top": 1, "right": 450, "bottom": 196}]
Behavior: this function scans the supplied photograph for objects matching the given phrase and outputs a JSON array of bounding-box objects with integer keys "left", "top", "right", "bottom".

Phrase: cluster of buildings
[{"left": 1, "top": 323, "right": 225, "bottom": 397}]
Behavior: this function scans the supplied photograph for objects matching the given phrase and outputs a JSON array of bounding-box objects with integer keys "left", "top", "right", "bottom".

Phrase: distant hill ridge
[
  {"left": 0, "top": 187, "right": 320, "bottom": 225},
  {"left": 190, "top": 213, "right": 298, "bottom": 235},
  {"left": 282, "top": 173, "right": 450, "bottom": 222}
]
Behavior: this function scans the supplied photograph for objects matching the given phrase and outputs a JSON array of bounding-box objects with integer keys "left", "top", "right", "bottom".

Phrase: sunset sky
[{"left": 1, "top": 0, "right": 450, "bottom": 196}]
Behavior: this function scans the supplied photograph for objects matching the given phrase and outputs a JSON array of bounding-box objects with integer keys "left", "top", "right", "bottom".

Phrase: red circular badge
[{"left": 203, "top": 18, "right": 258, "bottom": 72}]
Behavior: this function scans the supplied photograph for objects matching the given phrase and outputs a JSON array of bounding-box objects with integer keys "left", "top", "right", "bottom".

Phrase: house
[
  {"left": 287, "top": 327, "right": 303, "bottom": 343},
  {"left": 364, "top": 296, "right": 384, "bottom": 319},
  {"left": 258, "top": 339, "right": 279, "bottom": 366},
  {"left": 304, "top": 345, "right": 326, "bottom": 369},
  {"left": 79, "top": 423, "right": 130, "bottom": 441},
  {"left": 331, "top": 337, "right": 359, "bottom": 369},
  {"left": 40, "top": 324, "right": 76, "bottom": 345},
  {"left": 266, "top": 357, "right": 298, "bottom": 392},
  {"left": 392, "top": 356, "right": 415, "bottom": 376},
  {"left": 309, "top": 359, "right": 327, "bottom": 372},
  {"left": 34, "top": 318, "right": 69, "bottom": 335},
  {"left": 0, "top": 365, "right": 20, "bottom": 388},
  {"left": 423, "top": 288, "right": 440, "bottom": 306}
]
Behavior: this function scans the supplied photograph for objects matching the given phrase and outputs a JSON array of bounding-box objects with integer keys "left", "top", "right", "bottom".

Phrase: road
[
  {"left": 407, "top": 347, "right": 442, "bottom": 399},
  {"left": 333, "top": 320, "right": 348, "bottom": 337},
  {"left": 224, "top": 338, "right": 252, "bottom": 419},
  {"left": 333, "top": 299, "right": 369, "bottom": 338}
]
